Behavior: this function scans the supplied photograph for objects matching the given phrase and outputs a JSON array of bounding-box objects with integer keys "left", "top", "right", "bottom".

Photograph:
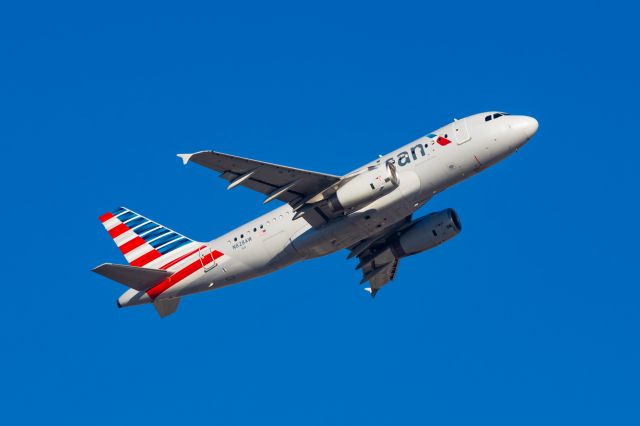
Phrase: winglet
[{"left": 177, "top": 153, "right": 193, "bottom": 165}]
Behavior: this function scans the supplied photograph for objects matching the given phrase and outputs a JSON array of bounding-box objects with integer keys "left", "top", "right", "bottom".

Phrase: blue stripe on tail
[
  {"left": 157, "top": 238, "right": 191, "bottom": 254},
  {"left": 150, "top": 232, "right": 180, "bottom": 248},
  {"left": 124, "top": 217, "right": 146, "bottom": 229},
  {"left": 117, "top": 211, "right": 136, "bottom": 222},
  {"left": 133, "top": 222, "right": 157, "bottom": 235},
  {"left": 141, "top": 227, "right": 170, "bottom": 241}
]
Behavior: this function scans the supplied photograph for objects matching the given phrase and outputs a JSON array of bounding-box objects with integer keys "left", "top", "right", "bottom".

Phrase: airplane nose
[{"left": 522, "top": 116, "right": 539, "bottom": 140}]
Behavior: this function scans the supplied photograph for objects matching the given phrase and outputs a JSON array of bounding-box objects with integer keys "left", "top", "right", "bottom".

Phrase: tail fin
[{"left": 98, "top": 207, "right": 201, "bottom": 269}]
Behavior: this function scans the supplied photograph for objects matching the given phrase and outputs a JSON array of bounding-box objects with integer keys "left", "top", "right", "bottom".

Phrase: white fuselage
[{"left": 118, "top": 112, "right": 537, "bottom": 307}]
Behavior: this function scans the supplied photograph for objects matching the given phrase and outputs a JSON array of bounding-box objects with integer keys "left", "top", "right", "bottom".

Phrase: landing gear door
[
  {"left": 453, "top": 118, "right": 471, "bottom": 144},
  {"left": 199, "top": 246, "right": 217, "bottom": 272}
]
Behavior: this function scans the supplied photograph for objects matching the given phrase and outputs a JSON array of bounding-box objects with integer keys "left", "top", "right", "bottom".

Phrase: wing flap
[{"left": 92, "top": 263, "right": 172, "bottom": 292}]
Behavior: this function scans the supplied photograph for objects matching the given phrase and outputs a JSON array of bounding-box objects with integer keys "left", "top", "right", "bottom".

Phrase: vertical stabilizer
[{"left": 98, "top": 207, "right": 202, "bottom": 269}]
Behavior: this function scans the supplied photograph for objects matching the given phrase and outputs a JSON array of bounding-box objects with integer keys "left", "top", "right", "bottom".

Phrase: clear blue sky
[{"left": 1, "top": 1, "right": 639, "bottom": 425}]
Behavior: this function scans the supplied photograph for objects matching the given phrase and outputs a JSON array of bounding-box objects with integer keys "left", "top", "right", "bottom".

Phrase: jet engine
[
  {"left": 327, "top": 162, "right": 400, "bottom": 212},
  {"left": 390, "top": 209, "right": 462, "bottom": 257}
]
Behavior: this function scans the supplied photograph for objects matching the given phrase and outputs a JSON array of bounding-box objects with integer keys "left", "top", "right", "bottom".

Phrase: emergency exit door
[{"left": 199, "top": 246, "right": 217, "bottom": 272}]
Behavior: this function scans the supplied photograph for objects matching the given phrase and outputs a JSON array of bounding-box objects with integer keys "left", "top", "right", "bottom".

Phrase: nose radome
[{"left": 522, "top": 116, "right": 538, "bottom": 139}]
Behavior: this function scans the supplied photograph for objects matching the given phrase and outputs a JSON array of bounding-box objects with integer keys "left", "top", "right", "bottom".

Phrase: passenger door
[{"left": 452, "top": 118, "right": 471, "bottom": 144}]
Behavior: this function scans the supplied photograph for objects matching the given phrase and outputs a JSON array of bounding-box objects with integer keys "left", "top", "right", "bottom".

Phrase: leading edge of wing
[{"left": 177, "top": 150, "right": 343, "bottom": 179}]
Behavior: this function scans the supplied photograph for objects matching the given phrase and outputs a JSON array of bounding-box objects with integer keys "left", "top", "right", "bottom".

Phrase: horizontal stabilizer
[{"left": 92, "top": 263, "right": 172, "bottom": 292}]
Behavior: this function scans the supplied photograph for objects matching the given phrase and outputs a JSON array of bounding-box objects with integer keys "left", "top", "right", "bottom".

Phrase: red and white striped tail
[{"left": 99, "top": 207, "right": 202, "bottom": 269}]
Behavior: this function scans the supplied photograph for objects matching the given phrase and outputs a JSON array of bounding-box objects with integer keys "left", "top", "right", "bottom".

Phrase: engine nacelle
[
  {"left": 327, "top": 162, "right": 399, "bottom": 212},
  {"left": 391, "top": 209, "right": 462, "bottom": 257}
]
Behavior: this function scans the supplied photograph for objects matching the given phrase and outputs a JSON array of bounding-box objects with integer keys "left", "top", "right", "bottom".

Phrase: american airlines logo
[{"left": 392, "top": 133, "right": 451, "bottom": 167}]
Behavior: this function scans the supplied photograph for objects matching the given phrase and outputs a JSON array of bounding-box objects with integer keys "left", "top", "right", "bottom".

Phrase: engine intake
[
  {"left": 391, "top": 209, "right": 461, "bottom": 257},
  {"left": 328, "top": 162, "right": 399, "bottom": 212}
]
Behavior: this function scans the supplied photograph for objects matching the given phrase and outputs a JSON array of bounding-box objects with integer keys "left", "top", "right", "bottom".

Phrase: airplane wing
[
  {"left": 357, "top": 247, "right": 399, "bottom": 297},
  {"left": 349, "top": 216, "right": 413, "bottom": 297},
  {"left": 178, "top": 151, "right": 344, "bottom": 227}
]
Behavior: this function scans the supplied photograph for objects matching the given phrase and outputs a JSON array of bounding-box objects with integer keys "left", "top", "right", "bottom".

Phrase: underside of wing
[
  {"left": 349, "top": 216, "right": 413, "bottom": 297},
  {"left": 178, "top": 151, "right": 343, "bottom": 227},
  {"left": 358, "top": 248, "right": 399, "bottom": 297}
]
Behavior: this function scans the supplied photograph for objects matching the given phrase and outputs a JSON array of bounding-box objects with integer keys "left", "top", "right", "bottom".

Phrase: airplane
[{"left": 93, "top": 111, "right": 538, "bottom": 317}]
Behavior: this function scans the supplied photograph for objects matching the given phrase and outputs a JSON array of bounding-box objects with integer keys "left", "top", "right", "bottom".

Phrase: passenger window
[
  {"left": 485, "top": 115, "right": 492, "bottom": 121},
  {"left": 253, "top": 227, "right": 257, "bottom": 232}
]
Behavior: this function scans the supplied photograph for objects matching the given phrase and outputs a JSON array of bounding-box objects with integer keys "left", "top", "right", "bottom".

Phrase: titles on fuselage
[{"left": 388, "top": 139, "right": 436, "bottom": 168}]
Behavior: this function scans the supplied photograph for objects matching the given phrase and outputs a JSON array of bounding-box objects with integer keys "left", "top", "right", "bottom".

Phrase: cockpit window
[{"left": 486, "top": 112, "right": 510, "bottom": 122}]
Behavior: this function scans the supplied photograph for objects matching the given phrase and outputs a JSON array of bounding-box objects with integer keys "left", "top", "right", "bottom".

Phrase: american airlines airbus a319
[{"left": 93, "top": 112, "right": 538, "bottom": 317}]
